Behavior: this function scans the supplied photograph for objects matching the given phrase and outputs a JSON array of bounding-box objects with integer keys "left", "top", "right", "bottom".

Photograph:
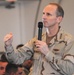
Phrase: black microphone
[{"left": 38, "top": 22, "right": 43, "bottom": 40}]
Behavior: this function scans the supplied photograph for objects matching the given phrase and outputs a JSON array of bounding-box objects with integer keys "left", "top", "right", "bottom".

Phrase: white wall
[
  {"left": 60, "top": 0, "right": 74, "bottom": 36},
  {"left": 0, "top": 0, "right": 40, "bottom": 52},
  {"left": 0, "top": 3, "right": 21, "bottom": 51},
  {"left": 0, "top": 0, "right": 74, "bottom": 52}
]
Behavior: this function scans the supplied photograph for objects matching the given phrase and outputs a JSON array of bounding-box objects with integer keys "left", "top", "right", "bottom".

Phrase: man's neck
[{"left": 46, "top": 24, "right": 59, "bottom": 37}]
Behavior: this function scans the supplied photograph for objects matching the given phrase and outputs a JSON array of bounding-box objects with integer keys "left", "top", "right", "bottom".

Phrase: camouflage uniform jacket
[{"left": 5, "top": 28, "right": 74, "bottom": 75}]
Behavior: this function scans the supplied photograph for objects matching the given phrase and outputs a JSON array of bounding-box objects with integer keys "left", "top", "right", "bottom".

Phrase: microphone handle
[{"left": 38, "top": 28, "right": 42, "bottom": 40}]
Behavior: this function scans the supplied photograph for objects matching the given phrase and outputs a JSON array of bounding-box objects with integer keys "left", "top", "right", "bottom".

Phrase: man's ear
[{"left": 57, "top": 16, "right": 63, "bottom": 24}]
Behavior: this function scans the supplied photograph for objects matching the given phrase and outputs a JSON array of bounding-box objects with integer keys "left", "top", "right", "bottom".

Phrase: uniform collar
[{"left": 42, "top": 26, "right": 64, "bottom": 46}]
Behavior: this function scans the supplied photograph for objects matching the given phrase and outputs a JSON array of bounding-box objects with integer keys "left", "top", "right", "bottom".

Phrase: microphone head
[{"left": 38, "top": 22, "right": 43, "bottom": 28}]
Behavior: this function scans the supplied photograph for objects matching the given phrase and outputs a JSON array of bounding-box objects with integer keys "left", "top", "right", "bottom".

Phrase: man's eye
[
  {"left": 42, "top": 12, "right": 52, "bottom": 16},
  {"left": 47, "top": 13, "right": 52, "bottom": 16},
  {"left": 0, "top": 67, "right": 4, "bottom": 70}
]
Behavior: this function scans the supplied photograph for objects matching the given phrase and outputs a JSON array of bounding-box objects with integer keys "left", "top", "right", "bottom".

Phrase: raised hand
[{"left": 4, "top": 33, "right": 13, "bottom": 46}]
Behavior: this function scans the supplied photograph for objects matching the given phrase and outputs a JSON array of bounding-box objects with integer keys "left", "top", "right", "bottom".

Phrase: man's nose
[
  {"left": 42, "top": 14, "right": 46, "bottom": 18},
  {"left": 3, "top": 69, "right": 5, "bottom": 74},
  {"left": 42, "top": 14, "right": 47, "bottom": 21}
]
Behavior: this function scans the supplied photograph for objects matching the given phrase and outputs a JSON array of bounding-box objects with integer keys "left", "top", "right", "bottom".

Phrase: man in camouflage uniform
[{"left": 4, "top": 3, "right": 74, "bottom": 75}]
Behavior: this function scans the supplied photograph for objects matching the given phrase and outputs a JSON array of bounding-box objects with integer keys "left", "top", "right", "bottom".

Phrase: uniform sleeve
[
  {"left": 5, "top": 37, "right": 37, "bottom": 64},
  {"left": 57, "top": 55, "right": 74, "bottom": 75}
]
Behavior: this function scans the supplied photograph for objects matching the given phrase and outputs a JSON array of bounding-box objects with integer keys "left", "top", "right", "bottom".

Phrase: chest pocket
[{"left": 52, "top": 41, "right": 66, "bottom": 56}]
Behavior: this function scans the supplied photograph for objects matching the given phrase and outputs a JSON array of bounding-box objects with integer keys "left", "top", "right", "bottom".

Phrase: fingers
[
  {"left": 34, "top": 40, "right": 42, "bottom": 49},
  {"left": 35, "top": 44, "right": 40, "bottom": 48},
  {"left": 4, "top": 33, "right": 13, "bottom": 42},
  {"left": 34, "top": 40, "right": 41, "bottom": 45}
]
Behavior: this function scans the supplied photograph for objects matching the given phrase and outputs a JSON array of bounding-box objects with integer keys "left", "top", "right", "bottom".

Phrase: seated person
[
  {"left": 5, "top": 63, "right": 26, "bottom": 75},
  {"left": 5, "top": 63, "right": 18, "bottom": 75},
  {"left": 0, "top": 53, "right": 8, "bottom": 75}
]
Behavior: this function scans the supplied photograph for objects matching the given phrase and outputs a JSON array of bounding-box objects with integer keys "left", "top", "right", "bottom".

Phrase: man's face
[
  {"left": 42, "top": 4, "right": 59, "bottom": 28},
  {"left": 0, "top": 62, "right": 8, "bottom": 75},
  {"left": 23, "top": 60, "right": 33, "bottom": 70},
  {"left": 16, "top": 67, "right": 26, "bottom": 75}
]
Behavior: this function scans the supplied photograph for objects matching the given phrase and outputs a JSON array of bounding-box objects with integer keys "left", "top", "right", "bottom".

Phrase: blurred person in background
[
  {"left": 5, "top": 63, "right": 18, "bottom": 75},
  {"left": 5, "top": 63, "right": 26, "bottom": 75},
  {"left": 0, "top": 53, "right": 8, "bottom": 75}
]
